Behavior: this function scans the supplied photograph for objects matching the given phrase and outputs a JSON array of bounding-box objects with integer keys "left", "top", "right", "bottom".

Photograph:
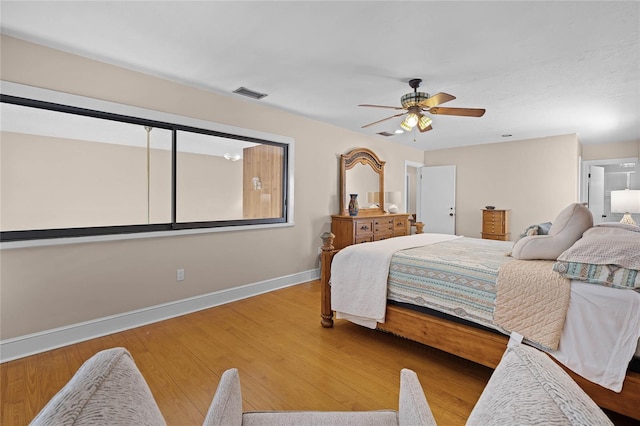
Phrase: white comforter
[{"left": 331, "top": 233, "right": 461, "bottom": 328}]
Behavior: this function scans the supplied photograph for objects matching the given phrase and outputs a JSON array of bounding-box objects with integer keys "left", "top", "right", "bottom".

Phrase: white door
[
  {"left": 588, "top": 165, "right": 605, "bottom": 224},
  {"left": 419, "top": 165, "right": 456, "bottom": 234}
]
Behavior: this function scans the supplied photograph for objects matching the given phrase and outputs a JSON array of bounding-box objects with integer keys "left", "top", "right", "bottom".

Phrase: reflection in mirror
[
  {"left": 0, "top": 100, "right": 288, "bottom": 237},
  {"left": 345, "top": 163, "right": 379, "bottom": 209},
  {"left": 340, "top": 147, "right": 385, "bottom": 215},
  {"left": 176, "top": 130, "right": 255, "bottom": 222},
  {"left": 0, "top": 103, "right": 173, "bottom": 231}
]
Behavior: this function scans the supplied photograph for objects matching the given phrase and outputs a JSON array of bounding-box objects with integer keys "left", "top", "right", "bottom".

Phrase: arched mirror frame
[{"left": 340, "top": 147, "right": 385, "bottom": 215}]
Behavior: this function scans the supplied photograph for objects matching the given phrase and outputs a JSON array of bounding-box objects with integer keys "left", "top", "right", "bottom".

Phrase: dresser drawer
[
  {"left": 393, "top": 218, "right": 408, "bottom": 230},
  {"left": 483, "top": 218, "right": 504, "bottom": 228},
  {"left": 355, "top": 235, "right": 374, "bottom": 244},
  {"left": 374, "top": 223, "right": 394, "bottom": 234},
  {"left": 483, "top": 210, "right": 504, "bottom": 221},
  {"left": 481, "top": 232, "right": 510, "bottom": 241},
  {"left": 355, "top": 219, "right": 374, "bottom": 236},
  {"left": 374, "top": 217, "right": 394, "bottom": 226},
  {"left": 482, "top": 222, "right": 501, "bottom": 232},
  {"left": 373, "top": 232, "right": 392, "bottom": 241}
]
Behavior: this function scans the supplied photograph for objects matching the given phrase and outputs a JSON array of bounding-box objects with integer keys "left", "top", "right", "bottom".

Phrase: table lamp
[{"left": 611, "top": 189, "right": 640, "bottom": 226}]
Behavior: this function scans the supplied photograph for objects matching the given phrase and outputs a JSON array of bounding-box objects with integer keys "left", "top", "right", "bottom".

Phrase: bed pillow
[
  {"left": 552, "top": 223, "right": 640, "bottom": 290},
  {"left": 511, "top": 203, "right": 593, "bottom": 260}
]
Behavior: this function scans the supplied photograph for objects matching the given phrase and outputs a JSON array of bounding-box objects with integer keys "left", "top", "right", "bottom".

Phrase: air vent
[
  {"left": 377, "top": 131, "right": 395, "bottom": 137},
  {"left": 233, "top": 87, "right": 268, "bottom": 100}
]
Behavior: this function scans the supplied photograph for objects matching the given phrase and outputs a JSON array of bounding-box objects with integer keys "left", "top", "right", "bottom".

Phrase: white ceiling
[{"left": 1, "top": 1, "right": 638, "bottom": 151}]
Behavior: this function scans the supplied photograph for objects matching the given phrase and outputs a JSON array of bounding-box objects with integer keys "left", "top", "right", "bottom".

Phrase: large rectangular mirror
[{"left": 1, "top": 85, "right": 290, "bottom": 241}]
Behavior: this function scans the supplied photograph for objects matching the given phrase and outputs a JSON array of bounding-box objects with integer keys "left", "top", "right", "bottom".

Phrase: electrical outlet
[{"left": 176, "top": 268, "right": 185, "bottom": 281}]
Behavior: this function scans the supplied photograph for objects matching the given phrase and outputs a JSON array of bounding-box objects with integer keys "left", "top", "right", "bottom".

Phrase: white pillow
[{"left": 511, "top": 203, "right": 593, "bottom": 260}]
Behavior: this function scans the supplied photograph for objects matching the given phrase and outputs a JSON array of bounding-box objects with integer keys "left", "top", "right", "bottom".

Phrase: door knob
[{"left": 449, "top": 213, "right": 454, "bottom": 216}]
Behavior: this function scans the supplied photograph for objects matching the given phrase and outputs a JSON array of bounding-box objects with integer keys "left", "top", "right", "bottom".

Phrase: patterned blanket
[
  {"left": 388, "top": 237, "right": 570, "bottom": 350},
  {"left": 387, "top": 237, "right": 513, "bottom": 330}
]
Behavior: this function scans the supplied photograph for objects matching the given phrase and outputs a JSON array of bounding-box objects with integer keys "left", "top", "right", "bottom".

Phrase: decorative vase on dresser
[
  {"left": 348, "top": 194, "right": 359, "bottom": 216},
  {"left": 481, "top": 208, "right": 511, "bottom": 241}
]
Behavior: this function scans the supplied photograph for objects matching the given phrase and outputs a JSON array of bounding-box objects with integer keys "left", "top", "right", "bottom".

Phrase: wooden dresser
[
  {"left": 331, "top": 213, "right": 410, "bottom": 250},
  {"left": 481, "top": 209, "right": 511, "bottom": 241}
]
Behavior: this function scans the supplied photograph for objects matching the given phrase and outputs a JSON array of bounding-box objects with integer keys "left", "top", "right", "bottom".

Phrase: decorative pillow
[
  {"left": 552, "top": 261, "right": 639, "bottom": 290},
  {"left": 553, "top": 224, "right": 640, "bottom": 290},
  {"left": 519, "top": 224, "right": 540, "bottom": 239},
  {"left": 511, "top": 203, "right": 593, "bottom": 260},
  {"left": 537, "top": 221, "right": 552, "bottom": 235}
]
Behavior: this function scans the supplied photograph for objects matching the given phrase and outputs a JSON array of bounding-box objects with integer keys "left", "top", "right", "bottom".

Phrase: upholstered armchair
[{"left": 31, "top": 342, "right": 612, "bottom": 425}]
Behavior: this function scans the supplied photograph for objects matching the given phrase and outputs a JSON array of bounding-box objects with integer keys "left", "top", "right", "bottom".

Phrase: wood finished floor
[{"left": 1, "top": 280, "right": 636, "bottom": 425}]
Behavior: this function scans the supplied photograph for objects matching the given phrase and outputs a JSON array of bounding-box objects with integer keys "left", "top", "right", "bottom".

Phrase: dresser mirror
[{"left": 340, "top": 147, "right": 385, "bottom": 215}]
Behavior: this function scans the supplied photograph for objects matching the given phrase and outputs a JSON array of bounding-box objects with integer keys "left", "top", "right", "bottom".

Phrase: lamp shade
[
  {"left": 386, "top": 191, "right": 402, "bottom": 204},
  {"left": 385, "top": 191, "right": 402, "bottom": 213},
  {"left": 611, "top": 189, "right": 640, "bottom": 214}
]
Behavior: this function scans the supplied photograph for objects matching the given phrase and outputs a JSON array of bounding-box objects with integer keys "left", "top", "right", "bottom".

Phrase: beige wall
[
  {"left": 423, "top": 134, "right": 581, "bottom": 240},
  {"left": 0, "top": 36, "right": 424, "bottom": 339},
  {"left": 582, "top": 140, "right": 640, "bottom": 161}
]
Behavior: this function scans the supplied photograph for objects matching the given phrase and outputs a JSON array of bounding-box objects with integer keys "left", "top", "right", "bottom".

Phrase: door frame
[
  {"left": 404, "top": 160, "right": 425, "bottom": 220},
  {"left": 580, "top": 157, "right": 637, "bottom": 203}
]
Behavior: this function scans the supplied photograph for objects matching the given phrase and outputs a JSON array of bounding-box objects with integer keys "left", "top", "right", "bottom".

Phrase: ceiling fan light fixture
[
  {"left": 401, "top": 92, "right": 429, "bottom": 108},
  {"left": 400, "top": 120, "right": 412, "bottom": 132},
  {"left": 418, "top": 115, "right": 433, "bottom": 131},
  {"left": 402, "top": 113, "right": 419, "bottom": 130}
]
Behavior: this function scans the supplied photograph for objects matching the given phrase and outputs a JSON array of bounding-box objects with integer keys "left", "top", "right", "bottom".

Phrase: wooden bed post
[
  {"left": 415, "top": 222, "right": 424, "bottom": 234},
  {"left": 320, "top": 232, "right": 336, "bottom": 328}
]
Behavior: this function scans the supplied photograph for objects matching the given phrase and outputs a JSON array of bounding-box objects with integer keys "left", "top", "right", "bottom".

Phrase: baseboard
[{"left": 0, "top": 268, "right": 320, "bottom": 363}]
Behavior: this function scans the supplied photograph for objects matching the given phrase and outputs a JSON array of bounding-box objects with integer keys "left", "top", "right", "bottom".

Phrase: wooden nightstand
[{"left": 481, "top": 209, "right": 510, "bottom": 241}]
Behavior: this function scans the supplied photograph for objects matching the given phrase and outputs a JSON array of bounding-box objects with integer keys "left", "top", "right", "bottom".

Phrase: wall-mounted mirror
[{"left": 340, "top": 147, "right": 385, "bottom": 215}]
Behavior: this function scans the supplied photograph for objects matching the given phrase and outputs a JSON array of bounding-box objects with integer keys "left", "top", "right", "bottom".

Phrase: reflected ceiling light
[
  {"left": 224, "top": 153, "right": 241, "bottom": 161},
  {"left": 394, "top": 129, "right": 404, "bottom": 134}
]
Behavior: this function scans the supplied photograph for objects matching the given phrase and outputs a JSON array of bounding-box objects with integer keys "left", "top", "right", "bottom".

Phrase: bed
[{"left": 319, "top": 205, "right": 640, "bottom": 420}]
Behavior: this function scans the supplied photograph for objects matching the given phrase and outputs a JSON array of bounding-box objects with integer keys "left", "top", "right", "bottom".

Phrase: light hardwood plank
[{"left": 0, "top": 281, "right": 635, "bottom": 425}]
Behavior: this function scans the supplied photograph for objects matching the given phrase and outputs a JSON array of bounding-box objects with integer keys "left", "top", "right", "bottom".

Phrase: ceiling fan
[{"left": 359, "top": 78, "right": 485, "bottom": 133}]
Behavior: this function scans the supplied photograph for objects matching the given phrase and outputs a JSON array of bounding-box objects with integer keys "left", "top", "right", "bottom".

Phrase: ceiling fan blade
[
  {"left": 418, "top": 124, "right": 433, "bottom": 133},
  {"left": 358, "top": 104, "right": 406, "bottom": 110},
  {"left": 429, "top": 107, "right": 486, "bottom": 117},
  {"left": 418, "top": 92, "right": 456, "bottom": 108},
  {"left": 361, "top": 112, "right": 406, "bottom": 128}
]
